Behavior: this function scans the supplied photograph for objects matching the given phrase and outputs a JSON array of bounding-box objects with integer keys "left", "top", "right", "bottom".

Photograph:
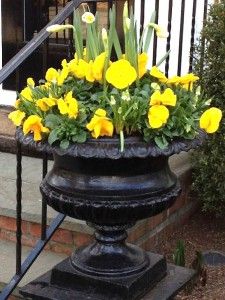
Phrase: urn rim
[{"left": 16, "top": 128, "right": 206, "bottom": 159}]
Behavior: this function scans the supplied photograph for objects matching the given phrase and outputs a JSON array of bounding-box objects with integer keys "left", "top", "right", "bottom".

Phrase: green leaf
[
  {"left": 73, "top": 131, "right": 87, "bottom": 143},
  {"left": 154, "top": 136, "right": 167, "bottom": 149},
  {"left": 48, "top": 129, "right": 59, "bottom": 145},
  {"left": 60, "top": 139, "right": 70, "bottom": 149},
  {"left": 45, "top": 114, "right": 61, "bottom": 129},
  {"left": 156, "top": 50, "right": 171, "bottom": 67}
]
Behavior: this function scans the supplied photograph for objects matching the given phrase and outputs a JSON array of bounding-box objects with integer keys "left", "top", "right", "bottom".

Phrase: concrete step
[{"left": 0, "top": 239, "right": 67, "bottom": 298}]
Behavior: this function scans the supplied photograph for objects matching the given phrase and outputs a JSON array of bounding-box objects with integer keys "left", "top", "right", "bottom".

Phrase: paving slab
[{"left": 0, "top": 239, "right": 66, "bottom": 288}]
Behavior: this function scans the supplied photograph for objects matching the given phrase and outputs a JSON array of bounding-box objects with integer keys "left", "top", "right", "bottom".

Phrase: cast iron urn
[{"left": 17, "top": 129, "right": 205, "bottom": 300}]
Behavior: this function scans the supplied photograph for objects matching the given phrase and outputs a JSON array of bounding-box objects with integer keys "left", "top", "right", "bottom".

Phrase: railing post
[
  {"left": 41, "top": 153, "right": 48, "bottom": 240},
  {"left": 16, "top": 142, "right": 22, "bottom": 275}
]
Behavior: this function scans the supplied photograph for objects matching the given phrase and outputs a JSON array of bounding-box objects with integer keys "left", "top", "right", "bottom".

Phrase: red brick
[
  {"left": 168, "top": 193, "right": 186, "bottom": 216},
  {"left": 128, "top": 212, "right": 166, "bottom": 243},
  {"left": 73, "top": 232, "right": 92, "bottom": 247},
  {"left": 0, "top": 216, "right": 28, "bottom": 233},
  {"left": 0, "top": 228, "right": 16, "bottom": 243},
  {"left": 52, "top": 228, "right": 73, "bottom": 245},
  {"left": 50, "top": 242, "right": 73, "bottom": 255},
  {"left": 152, "top": 211, "right": 166, "bottom": 228},
  {"left": 28, "top": 222, "right": 42, "bottom": 237}
]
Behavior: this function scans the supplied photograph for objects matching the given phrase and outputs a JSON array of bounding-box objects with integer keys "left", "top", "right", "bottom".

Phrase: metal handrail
[{"left": 0, "top": 0, "right": 94, "bottom": 85}]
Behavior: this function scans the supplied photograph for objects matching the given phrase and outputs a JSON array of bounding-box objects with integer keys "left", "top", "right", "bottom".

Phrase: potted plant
[{"left": 9, "top": 3, "right": 222, "bottom": 299}]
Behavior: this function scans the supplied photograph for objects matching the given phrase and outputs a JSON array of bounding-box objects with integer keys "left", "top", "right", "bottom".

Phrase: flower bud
[
  {"left": 46, "top": 24, "right": 74, "bottom": 33},
  {"left": 123, "top": 1, "right": 128, "bottom": 19}
]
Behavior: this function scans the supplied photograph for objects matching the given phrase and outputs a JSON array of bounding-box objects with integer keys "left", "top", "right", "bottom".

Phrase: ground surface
[{"left": 155, "top": 210, "right": 225, "bottom": 300}]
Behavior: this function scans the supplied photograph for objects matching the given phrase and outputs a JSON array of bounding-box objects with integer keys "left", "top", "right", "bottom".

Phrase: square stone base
[{"left": 20, "top": 252, "right": 195, "bottom": 300}]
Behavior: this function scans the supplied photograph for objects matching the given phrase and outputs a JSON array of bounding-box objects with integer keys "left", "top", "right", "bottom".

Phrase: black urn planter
[{"left": 17, "top": 129, "right": 205, "bottom": 300}]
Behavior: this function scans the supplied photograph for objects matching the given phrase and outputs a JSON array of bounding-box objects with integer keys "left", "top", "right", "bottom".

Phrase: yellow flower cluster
[
  {"left": 150, "top": 66, "right": 199, "bottom": 90},
  {"left": 148, "top": 88, "right": 176, "bottom": 129}
]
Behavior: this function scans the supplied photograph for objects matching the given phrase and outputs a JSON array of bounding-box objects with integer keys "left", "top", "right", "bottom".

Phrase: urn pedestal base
[{"left": 20, "top": 252, "right": 195, "bottom": 300}]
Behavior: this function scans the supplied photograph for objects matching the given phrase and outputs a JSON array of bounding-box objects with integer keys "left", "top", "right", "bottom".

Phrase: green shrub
[{"left": 192, "top": 0, "right": 225, "bottom": 216}]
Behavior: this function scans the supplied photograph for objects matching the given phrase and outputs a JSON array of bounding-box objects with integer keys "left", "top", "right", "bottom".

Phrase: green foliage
[
  {"left": 192, "top": 0, "right": 225, "bottom": 216},
  {"left": 173, "top": 240, "right": 185, "bottom": 267}
]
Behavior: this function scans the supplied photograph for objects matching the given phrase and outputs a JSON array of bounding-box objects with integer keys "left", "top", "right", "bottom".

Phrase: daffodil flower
[
  {"left": 148, "top": 105, "right": 169, "bottom": 128},
  {"left": 23, "top": 115, "right": 49, "bottom": 141},
  {"left": 46, "top": 24, "right": 74, "bottom": 33},
  {"left": 86, "top": 109, "right": 114, "bottom": 138},
  {"left": 8, "top": 110, "right": 25, "bottom": 126},
  {"left": 82, "top": 12, "right": 95, "bottom": 24},
  {"left": 200, "top": 107, "right": 222, "bottom": 133},
  {"left": 149, "top": 23, "right": 169, "bottom": 38}
]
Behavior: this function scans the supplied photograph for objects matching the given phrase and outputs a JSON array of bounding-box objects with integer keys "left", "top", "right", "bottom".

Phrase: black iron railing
[{"left": 0, "top": 0, "right": 209, "bottom": 299}]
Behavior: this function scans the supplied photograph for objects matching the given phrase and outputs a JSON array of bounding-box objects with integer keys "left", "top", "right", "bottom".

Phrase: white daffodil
[
  {"left": 102, "top": 28, "right": 108, "bottom": 42},
  {"left": 46, "top": 24, "right": 74, "bottom": 33},
  {"left": 82, "top": 12, "right": 95, "bottom": 24},
  {"left": 149, "top": 23, "right": 169, "bottom": 39}
]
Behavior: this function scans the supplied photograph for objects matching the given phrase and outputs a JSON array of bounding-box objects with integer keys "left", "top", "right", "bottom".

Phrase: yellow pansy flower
[
  {"left": 27, "top": 77, "right": 35, "bottom": 87},
  {"left": 179, "top": 73, "right": 199, "bottom": 90},
  {"left": 148, "top": 105, "right": 169, "bottom": 128},
  {"left": 85, "top": 60, "right": 95, "bottom": 82},
  {"left": 57, "top": 66, "right": 69, "bottom": 86},
  {"left": 82, "top": 12, "right": 95, "bottom": 24},
  {"left": 106, "top": 59, "right": 137, "bottom": 89},
  {"left": 14, "top": 99, "right": 20, "bottom": 109},
  {"left": 23, "top": 115, "right": 49, "bottom": 141},
  {"left": 36, "top": 97, "right": 57, "bottom": 112},
  {"left": 150, "top": 66, "right": 167, "bottom": 83},
  {"left": 8, "top": 110, "right": 25, "bottom": 126},
  {"left": 150, "top": 88, "right": 176, "bottom": 107},
  {"left": 86, "top": 108, "right": 114, "bottom": 138},
  {"left": 68, "top": 59, "right": 89, "bottom": 79},
  {"left": 167, "top": 75, "right": 181, "bottom": 85},
  {"left": 200, "top": 107, "right": 222, "bottom": 133},
  {"left": 45, "top": 68, "right": 59, "bottom": 83},
  {"left": 20, "top": 87, "right": 33, "bottom": 101},
  {"left": 138, "top": 53, "right": 148, "bottom": 78},
  {"left": 57, "top": 91, "right": 79, "bottom": 119},
  {"left": 92, "top": 52, "right": 106, "bottom": 81}
]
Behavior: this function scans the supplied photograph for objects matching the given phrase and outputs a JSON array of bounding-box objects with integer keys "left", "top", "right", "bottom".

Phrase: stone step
[{"left": 0, "top": 239, "right": 67, "bottom": 298}]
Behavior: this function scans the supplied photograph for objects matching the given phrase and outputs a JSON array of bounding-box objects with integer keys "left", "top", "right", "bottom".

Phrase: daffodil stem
[{"left": 120, "top": 130, "right": 124, "bottom": 152}]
